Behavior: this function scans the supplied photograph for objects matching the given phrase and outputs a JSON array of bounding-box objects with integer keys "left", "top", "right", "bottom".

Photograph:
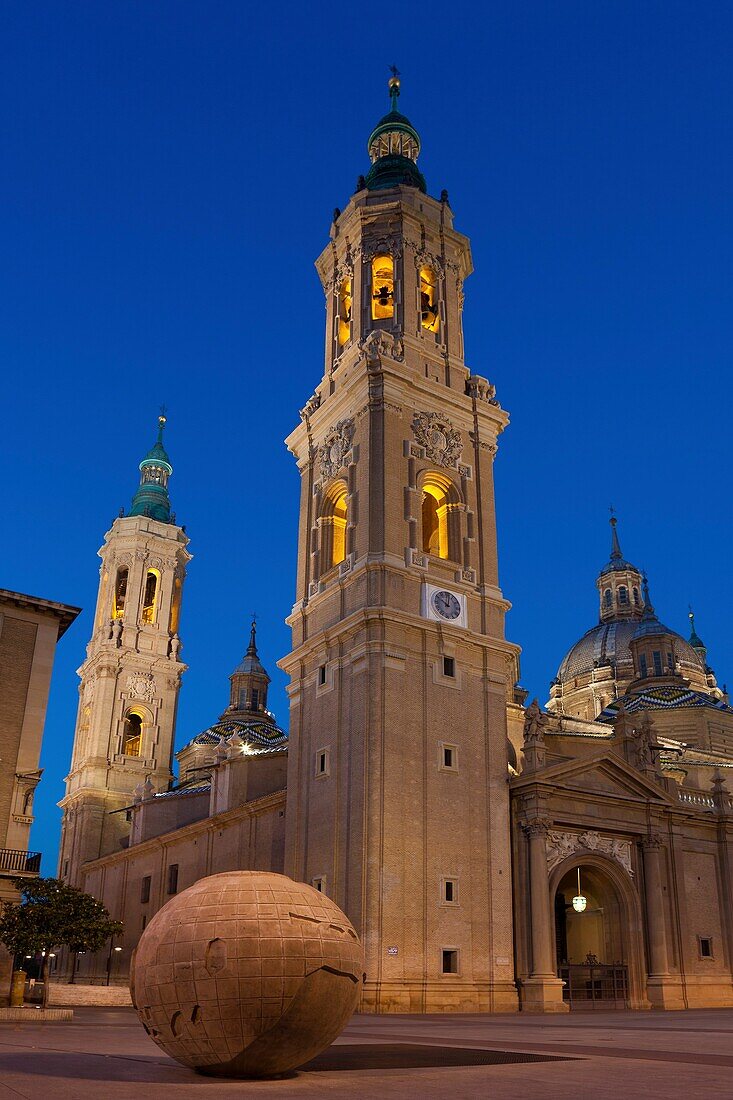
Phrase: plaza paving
[{"left": 0, "top": 1006, "right": 731, "bottom": 1098}]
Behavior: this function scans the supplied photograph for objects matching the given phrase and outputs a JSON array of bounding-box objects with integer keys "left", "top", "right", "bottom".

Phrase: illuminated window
[
  {"left": 122, "top": 712, "right": 143, "bottom": 757},
  {"left": 141, "top": 464, "right": 168, "bottom": 487},
  {"left": 619, "top": 586, "right": 628, "bottom": 605},
  {"left": 141, "top": 569, "right": 159, "bottom": 624},
  {"left": 321, "top": 481, "right": 348, "bottom": 571},
  {"left": 421, "top": 474, "right": 455, "bottom": 560},
  {"left": 371, "top": 255, "right": 394, "bottom": 320},
  {"left": 337, "top": 278, "right": 352, "bottom": 347},
  {"left": 169, "top": 577, "right": 182, "bottom": 634},
  {"left": 419, "top": 266, "right": 440, "bottom": 332},
  {"left": 112, "top": 568, "right": 128, "bottom": 620}
]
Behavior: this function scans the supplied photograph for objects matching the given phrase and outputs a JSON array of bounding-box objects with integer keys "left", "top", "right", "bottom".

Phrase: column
[
  {"left": 641, "top": 835, "right": 669, "bottom": 976},
  {"left": 519, "top": 818, "right": 568, "bottom": 1012}
]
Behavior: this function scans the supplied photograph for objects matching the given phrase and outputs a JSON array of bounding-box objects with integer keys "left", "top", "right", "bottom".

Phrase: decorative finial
[
  {"left": 246, "top": 613, "right": 258, "bottom": 655},
  {"left": 388, "top": 64, "right": 401, "bottom": 110},
  {"left": 609, "top": 506, "right": 622, "bottom": 560},
  {"left": 688, "top": 604, "right": 695, "bottom": 627},
  {"left": 157, "top": 405, "right": 167, "bottom": 441}
]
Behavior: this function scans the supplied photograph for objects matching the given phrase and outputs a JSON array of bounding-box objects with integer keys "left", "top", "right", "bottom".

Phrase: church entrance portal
[{"left": 554, "top": 863, "right": 629, "bottom": 1009}]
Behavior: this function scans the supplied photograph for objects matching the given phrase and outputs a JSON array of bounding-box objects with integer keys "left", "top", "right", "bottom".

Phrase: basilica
[{"left": 58, "top": 77, "right": 733, "bottom": 1013}]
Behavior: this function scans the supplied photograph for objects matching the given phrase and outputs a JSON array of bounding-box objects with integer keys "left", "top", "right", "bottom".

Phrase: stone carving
[
  {"left": 319, "top": 418, "right": 355, "bottom": 480},
  {"left": 546, "top": 829, "right": 634, "bottom": 877},
  {"left": 360, "top": 329, "right": 404, "bottom": 363},
  {"left": 632, "top": 712, "right": 655, "bottom": 771},
  {"left": 413, "top": 245, "right": 445, "bottom": 279},
  {"left": 130, "top": 871, "right": 364, "bottom": 1078},
  {"left": 169, "top": 635, "right": 181, "bottom": 660},
  {"left": 361, "top": 235, "right": 402, "bottom": 263},
  {"left": 111, "top": 619, "right": 123, "bottom": 647},
  {"left": 523, "top": 699, "right": 548, "bottom": 745},
  {"left": 466, "top": 375, "right": 498, "bottom": 405},
  {"left": 300, "top": 391, "right": 321, "bottom": 421},
  {"left": 127, "top": 673, "right": 156, "bottom": 702},
  {"left": 412, "top": 411, "right": 463, "bottom": 468}
]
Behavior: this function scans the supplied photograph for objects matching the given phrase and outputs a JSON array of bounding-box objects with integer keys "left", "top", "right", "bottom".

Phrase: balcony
[{"left": 0, "top": 848, "right": 42, "bottom": 876}]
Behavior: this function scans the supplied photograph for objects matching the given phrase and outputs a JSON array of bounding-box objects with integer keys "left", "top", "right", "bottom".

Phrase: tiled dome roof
[{"left": 556, "top": 620, "right": 704, "bottom": 683}]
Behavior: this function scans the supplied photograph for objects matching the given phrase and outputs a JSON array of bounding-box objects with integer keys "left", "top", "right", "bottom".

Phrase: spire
[
  {"left": 641, "top": 573, "right": 655, "bottom": 619},
  {"left": 364, "top": 71, "right": 426, "bottom": 194},
  {"left": 609, "top": 508, "right": 622, "bottom": 561},
  {"left": 128, "top": 411, "right": 174, "bottom": 524},
  {"left": 688, "top": 606, "right": 707, "bottom": 658},
  {"left": 224, "top": 614, "right": 273, "bottom": 724},
  {"left": 231, "top": 615, "right": 268, "bottom": 680},
  {"left": 245, "top": 616, "right": 258, "bottom": 659}
]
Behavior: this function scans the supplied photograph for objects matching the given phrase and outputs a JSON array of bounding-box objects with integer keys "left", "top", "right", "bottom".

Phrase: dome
[
  {"left": 556, "top": 619, "right": 706, "bottom": 684},
  {"left": 184, "top": 718, "right": 288, "bottom": 754}
]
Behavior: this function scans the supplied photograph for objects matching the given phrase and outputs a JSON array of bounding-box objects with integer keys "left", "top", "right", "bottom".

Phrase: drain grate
[{"left": 303, "top": 1043, "right": 574, "bottom": 1072}]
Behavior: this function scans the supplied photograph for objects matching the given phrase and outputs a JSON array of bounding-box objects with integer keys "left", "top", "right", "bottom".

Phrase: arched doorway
[{"left": 553, "top": 862, "right": 630, "bottom": 1009}]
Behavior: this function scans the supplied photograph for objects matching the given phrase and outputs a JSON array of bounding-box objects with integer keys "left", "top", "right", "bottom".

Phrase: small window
[
  {"left": 443, "top": 656, "right": 455, "bottom": 678},
  {"left": 371, "top": 255, "right": 394, "bottom": 320},
  {"left": 337, "top": 278, "right": 352, "bottom": 347},
  {"left": 442, "top": 949, "right": 459, "bottom": 975},
  {"left": 319, "top": 665, "right": 327, "bottom": 686},
  {"left": 441, "top": 744, "right": 457, "bottom": 771},
  {"left": 315, "top": 749, "right": 329, "bottom": 777},
  {"left": 122, "top": 713, "right": 143, "bottom": 757},
  {"left": 653, "top": 650, "right": 663, "bottom": 676},
  {"left": 251, "top": 689, "right": 259, "bottom": 711},
  {"left": 699, "top": 936, "right": 713, "bottom": 959},
  {"left": 443, "top": 879, "right": 457, "bottom": 904},
  {"left": 604, "top": 589, "right": 612, "bottom": 608},
  {"left": 112, "top": 568, "right": 128, "bottom": 620},
  {"left": 141, "top": 914, "right": 147, "bottom": 930},
  {"left": 141, "top": 569, "right": 159, "bottom": 625},
  {"left": 167, "top": 864, "right": 179, "bottom": 896},
  {"left": 312, "top": 876, "right": 325, "bottom": 893},
  {"left": 63, "top": 860, "right": 69, "bottom": 878},
  {"left": 618, "top": 586, "right": 628, "bottom": 605},
  {"left": 666, "top": 651, "right": 673, "bottom": 672},
  {"left": 633, "top": 586, "right": 641, "bottom": 606},
  {"left": 140, "top": 876, "right": 151, "bottom": 904},
  {"left": 640, "top": 654, "right": 648, "bottom": 678},
  {"left": 419, "top": 266, "right": 440, "bottom": 333}
]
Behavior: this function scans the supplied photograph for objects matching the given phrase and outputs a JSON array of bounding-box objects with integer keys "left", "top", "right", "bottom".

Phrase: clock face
[{"left": 431, "top": 590, "right": 461, "bottom": 621}]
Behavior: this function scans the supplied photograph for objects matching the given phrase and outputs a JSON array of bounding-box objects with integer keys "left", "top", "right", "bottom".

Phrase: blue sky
[{"left": 2, "top": 2, "right": 731, "bottom": 866}]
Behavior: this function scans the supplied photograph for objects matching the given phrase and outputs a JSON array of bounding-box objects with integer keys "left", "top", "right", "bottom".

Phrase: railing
[
  {"left": 678, "top": 789, "right": 715, "bottom": 810},
  {"left": 559, "top": 964, "right": 628, "bottom": 1008},
  {"left": 0, "top": 848, "right": 42, "bottom": 875}
]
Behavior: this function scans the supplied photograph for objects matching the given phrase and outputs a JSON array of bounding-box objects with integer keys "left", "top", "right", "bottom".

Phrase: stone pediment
[{"left": 511, "top": 748, "right": 676, "bottom": 806}]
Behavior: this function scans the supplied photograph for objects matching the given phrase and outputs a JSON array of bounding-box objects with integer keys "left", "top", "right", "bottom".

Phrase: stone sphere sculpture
[{"left": 130, "top": 870, "right": 363, "bottom": 1078}]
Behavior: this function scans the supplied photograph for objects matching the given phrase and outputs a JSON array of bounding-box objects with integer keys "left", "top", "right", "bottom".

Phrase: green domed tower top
[
  {"left": 365, "top": 70, "right": 426, "bottom": 194},
  {"left": 128, "top": 412, "right": 175, "bottom": 523}
]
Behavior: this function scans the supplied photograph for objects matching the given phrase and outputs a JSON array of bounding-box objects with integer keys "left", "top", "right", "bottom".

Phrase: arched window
[
  {"left": 371, "top": 255, "right": 394, "bottom": 320},
  {"left": 169, "top": 577, "right": 182, "bottom": 634},
  {"left": 321, "top": 481, "right": 348, "bottom": 572},
  {"left": 419, "top": 266, "right": 439, "bottom": 333},
  {"left": 112, "top": 568, "right": 128, "bottom": 620},
  {"left": 122, "top": 712, "right": 143, "bottom": 757},
  {"left": 337, "top": 278, "right": 352, "bottom": 347},
  {"left": 604, "top": 589, "right": 612, "bottom": 608},
  {"left": 632, "top": 586, "right": 640, "bottom": 607},
  {"left": 421, "top": 473, "right": 457, "bottom": 561},
  {"left": 618, "top": 586, "right": 628, "bottom": 605},
  {"left": 141, "top": 569, "right": 160, "bottom": 624}
]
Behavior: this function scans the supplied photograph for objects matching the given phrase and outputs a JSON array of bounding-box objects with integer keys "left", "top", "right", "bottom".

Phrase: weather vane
[{"left": 389, "top": 64, "right": 400, "bottom": 79}]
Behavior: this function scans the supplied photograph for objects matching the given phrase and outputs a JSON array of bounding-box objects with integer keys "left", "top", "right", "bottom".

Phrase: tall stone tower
[
  {"left": 280, "top": 77, "right": 520, "bottom": 1013},
  {"left": 59, "top": 415, "right": 191, "bottom": 885}
]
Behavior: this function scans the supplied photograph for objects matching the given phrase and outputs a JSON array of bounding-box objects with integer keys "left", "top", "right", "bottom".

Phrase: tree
[{"left": 0, "top": 878, "right": 123, "bottom": 1004}]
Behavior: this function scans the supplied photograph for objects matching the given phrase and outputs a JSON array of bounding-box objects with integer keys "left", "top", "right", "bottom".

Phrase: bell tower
[
  {"left": 59, "top": 414, "right": 191, "bottom": 885},
  {"left": 280, "top": 77, "right": 520, "bottom": 1013}
]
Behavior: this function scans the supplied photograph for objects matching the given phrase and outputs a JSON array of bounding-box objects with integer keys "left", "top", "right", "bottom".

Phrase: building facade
[
  {"left": 0, "top": 587, "right": 79, "bottom": 988},
  {"left": 64, "top": 80, "right": 733, "bottom": 1013}
]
